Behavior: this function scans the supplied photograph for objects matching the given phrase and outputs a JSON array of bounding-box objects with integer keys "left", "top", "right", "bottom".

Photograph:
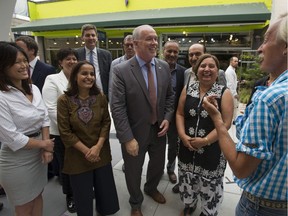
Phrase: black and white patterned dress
[{"left": 178, "top": 81, "right": 227, "bottom": 215}]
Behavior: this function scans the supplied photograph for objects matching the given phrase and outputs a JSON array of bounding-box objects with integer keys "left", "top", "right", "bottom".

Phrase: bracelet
[{"left": 204, "top": 136, "right": 211, "bottom": 146}]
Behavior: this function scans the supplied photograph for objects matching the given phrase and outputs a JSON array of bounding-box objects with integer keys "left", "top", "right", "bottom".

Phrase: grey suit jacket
[
  {"left": 111, "top": 56, "right": 174, "bottom": 145},
  {"left": 77, "top": 47, "right": 112, "bottom": 96}
]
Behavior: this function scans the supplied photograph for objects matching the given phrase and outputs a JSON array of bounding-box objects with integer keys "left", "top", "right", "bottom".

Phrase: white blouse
[
  {"left": 42, "top": 70, "right": 68, "bottom": 135},
  {"left": 0, "top": 85, "right": 50, "bottom": 151}
]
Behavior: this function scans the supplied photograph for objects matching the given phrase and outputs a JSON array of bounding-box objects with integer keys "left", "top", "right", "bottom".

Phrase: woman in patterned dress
[
  {"left": 57, "top": 61, "right": 119, "bottom": 216},
  {"left": 176, "top": 54, "right": 233, "bottom": 216}
]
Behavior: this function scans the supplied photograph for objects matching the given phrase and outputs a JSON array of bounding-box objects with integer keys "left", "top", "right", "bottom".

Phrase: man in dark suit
[
  {"left": 77, "top": 24, "right": 112, "bottom": 98},
  {"left": 162, "top": 40, "right": 186, "bottom": 185},
  {"left": 111, "top": 25, "right": 174, "bottom": 216},
  {"left": 15, "top": 36, "right": 56, "bottom": 92},
  {"left": 246, "top": 75, "right": 270, "bottom": 106}
]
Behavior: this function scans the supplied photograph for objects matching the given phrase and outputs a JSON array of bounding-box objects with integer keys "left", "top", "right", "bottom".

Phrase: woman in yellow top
[{"left": 57, "top": 61, "right": 119, "bottom": 216}]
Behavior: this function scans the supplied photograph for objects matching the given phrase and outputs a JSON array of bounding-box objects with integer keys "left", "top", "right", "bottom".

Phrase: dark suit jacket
[
  {"left": 173, "top": 64, "right": 186, "bottom": 111},
  {"left": 247, "top": 75, "right": 269, "bottom": 106},
  {"left": 77, "top": 47, "right": 112, "bottom": 96},
  {"left": 32, "top": 59, "right": 56, "bottom": 92},
  {"left": 111, "top": 56, "right": 174, "bottom": 145}
]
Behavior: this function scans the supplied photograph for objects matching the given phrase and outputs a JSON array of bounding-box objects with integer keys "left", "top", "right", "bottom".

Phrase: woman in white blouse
[
  {"left": 42, "top": 48, "right": 78, "bottom": 213},
  {"left": 0, "top": 42, "right": 54, "bottom": 215}
]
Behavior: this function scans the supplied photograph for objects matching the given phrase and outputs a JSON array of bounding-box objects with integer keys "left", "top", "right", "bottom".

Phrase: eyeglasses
[{"left": 124, "top": 43, "right": 133, "bottom": 48}]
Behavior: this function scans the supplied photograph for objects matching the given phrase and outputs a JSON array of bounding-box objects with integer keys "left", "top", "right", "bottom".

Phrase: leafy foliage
[{"left": 237, "top": 52, "right": 266, "bottom": 104}]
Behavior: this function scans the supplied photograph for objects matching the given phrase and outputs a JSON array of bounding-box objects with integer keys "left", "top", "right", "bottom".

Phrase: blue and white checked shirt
[{"left": 235, "top": 70, "right": 287, "bottom": 201}]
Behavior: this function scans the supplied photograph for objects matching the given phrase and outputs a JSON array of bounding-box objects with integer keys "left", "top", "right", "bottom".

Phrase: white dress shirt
[
  {"left": 0, "top": 85, "right": 50, "bottom": 151},
  {"left": 85, "top": 47, "right": 103, "bottom": 91},
  {"left": 225, "top": 65, "right": 238, "bottom": 97},
  {"left": 29, "top": 57, "right": 38, "bottom": 77}
]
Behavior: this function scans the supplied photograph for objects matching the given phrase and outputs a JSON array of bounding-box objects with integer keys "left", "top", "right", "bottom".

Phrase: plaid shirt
[{"left": 235, "top": 70, "right": 288, "bottom": 201}]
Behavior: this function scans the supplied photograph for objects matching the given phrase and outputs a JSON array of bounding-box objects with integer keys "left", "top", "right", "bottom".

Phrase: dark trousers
[
  {"left": 122, "top": 124, "right": 166, "bottom": 210},
  {"left": 51, "top": 135, "right": 73, "bottom": 196},
  {"left": 166, "top": 118, "right": 178, "bottom": 173},
  {"left": 69, "top": 163, "right": 119, "bottom": 216}
]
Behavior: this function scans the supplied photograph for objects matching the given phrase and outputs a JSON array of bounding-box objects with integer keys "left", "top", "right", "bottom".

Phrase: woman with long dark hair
[
  {"left": 0, "top": 42, "right": 54, "bottom": 215},
  {"left": 57, "top": 61, "right": 119, "bottom": 216}
]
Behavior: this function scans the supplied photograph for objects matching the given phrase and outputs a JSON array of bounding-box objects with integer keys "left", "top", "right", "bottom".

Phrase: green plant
[{"left": 238, "top": 62, "right": 266, "bottom": 104}]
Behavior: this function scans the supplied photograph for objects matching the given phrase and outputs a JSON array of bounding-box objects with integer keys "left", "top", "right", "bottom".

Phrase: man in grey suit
[
  {"left": 108, "top": 34, "right": 135, "bottom": 101},
  {"left": 77, "top": 24, "right": 112, "bottom": 98},
  {"left": 111, "top": 25, "right": 174, "bottom": 216}
]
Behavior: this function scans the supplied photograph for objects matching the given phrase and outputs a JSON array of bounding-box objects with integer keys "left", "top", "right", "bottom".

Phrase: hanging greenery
[{"left": 237, "top": 52, "right": 266, "bottom": 104}]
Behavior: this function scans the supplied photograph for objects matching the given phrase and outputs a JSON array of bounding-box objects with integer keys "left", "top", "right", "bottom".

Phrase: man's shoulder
[
  {"left": 76, "top": 47, "right": 84, "bottom": 54},
  {"left": 111, "top": 56, "right": 124, "bottom": 65},
  {"left": 155, "top": 58, "right": 169, "bottom": 68},
  {"left": 176, "top": 64, "right": 187, "bottom": 72},
  {"left": 258, "top": 83, "right": 287, "bottom": 107},
  {"left": 114, "top": 56, "right": 134, "bottom": 70},
  {"left": 225, "top": 65, "right": 235, "bottom": 73},
  {"left": 36, "top": 60, "right": 55, "bottom": 73},
  {"left": 97, "top": 48, "right": 111, "bottom": 56},
  {"left": 184, "top": 67, "right": 192, "bottom": 73}
]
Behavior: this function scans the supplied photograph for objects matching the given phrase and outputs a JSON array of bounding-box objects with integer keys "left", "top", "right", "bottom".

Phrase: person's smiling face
[
  {"left": 7, "top": 51, "right": 29, "bottom": 85},
  {"left": 197, "top": 57, "right": 219, "bottom": 85}
]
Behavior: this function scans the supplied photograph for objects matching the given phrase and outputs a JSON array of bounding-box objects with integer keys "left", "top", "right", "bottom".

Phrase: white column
[{"left": 0, "top": 0, "right": 17, "bottom": 41}]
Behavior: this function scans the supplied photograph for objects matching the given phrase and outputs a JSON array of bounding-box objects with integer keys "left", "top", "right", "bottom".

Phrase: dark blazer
[
  {"left": 111, "top": 56, "right": 174, "bottom": 144},
  {"left": 174, "top": 64, "right": 186, "bottom": 111},
  {"left": 32, "top": 59, "right": 56, "bottom": 92},
  {"left": 247, "top": 75, "right": 269, "bottom": 106},
  {"left": 77, "top": 47, "right": 112, "bottom": 96}
]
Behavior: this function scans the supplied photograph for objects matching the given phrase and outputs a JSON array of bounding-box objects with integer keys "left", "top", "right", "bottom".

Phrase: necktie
[
  {"left": 146, "top": 62, "right": 157, "bottom": 124},
  {"left": 89, "top": 50, "right": 94, "bottom": 65}
]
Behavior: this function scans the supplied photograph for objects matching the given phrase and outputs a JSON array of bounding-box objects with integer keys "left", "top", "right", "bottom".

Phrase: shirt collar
[
  {"left": 135, "top": 55, "right": 155, "bottom": 68},
  {"left": 270, "top": 70, "right": 288, "bottom": 86},
  {"left": 85, "top": 47, "right": 97, "bottom": 54},
  {"left": 29, "top": 57, "right": 38, "bottom": 69}
]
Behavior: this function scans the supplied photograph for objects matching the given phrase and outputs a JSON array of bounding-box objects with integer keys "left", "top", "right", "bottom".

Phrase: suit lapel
[
  {"left": 97, "top": 49, "right": 103, "bottom": 76},
  {"left": 58, "top": 71, "right": 68, "bottom": 90},
  {"left": 32, "top": 60, "right": 41, "bottom": 83},
  {"left": 130, "top": 57, "right": 150, "bottom": 102},
  {"left": 155, "top": 59, "right": 163, "bottom": 107},
  {"left": 79, "top": 48, "right": 86, "bottom": 61}
]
